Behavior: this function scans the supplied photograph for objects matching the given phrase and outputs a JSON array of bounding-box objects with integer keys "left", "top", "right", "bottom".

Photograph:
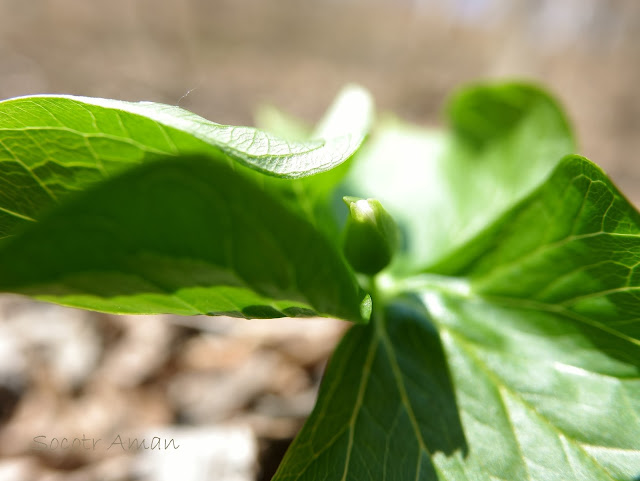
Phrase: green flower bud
[{"left": 342, "top": 196, "right": 399, "bottom": 276}]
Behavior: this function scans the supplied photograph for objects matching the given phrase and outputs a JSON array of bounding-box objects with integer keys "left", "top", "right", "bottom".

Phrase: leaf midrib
[
  {"left": 374, "top": 316, "right": 438, "bottom": 480},
  {"left": 340, "top": 332, "right": 379, "bottom": 481}
]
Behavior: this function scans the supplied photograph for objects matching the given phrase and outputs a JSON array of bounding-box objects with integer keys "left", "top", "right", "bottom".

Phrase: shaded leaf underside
[
  {"left": 0, "top": 88, "right": 372, "bottom": 320},
  {"left": 0, "top": 156, "right": 369, "bottom": 321},
  {"left": 0, "top": 87, "right": 371, "bottom": 238}
]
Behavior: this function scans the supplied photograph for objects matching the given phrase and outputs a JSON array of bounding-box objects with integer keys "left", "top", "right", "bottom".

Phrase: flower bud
[{"left": 342, "top": 196, "right": 399, "bottom": 276}]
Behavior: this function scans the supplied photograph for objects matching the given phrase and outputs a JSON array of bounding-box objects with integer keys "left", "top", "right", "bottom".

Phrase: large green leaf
[
  {"left": 339, "top": 83, "right": 575, "bottom": 273},
  {"left": 275, "top": 155, "right": 640, "bottom": 479},
  {"left": 0, "top": 86, "right": 372, "bottom": 239},
  {"left": 0, "top": 88, "right": 373, "bottom": 320},
  {"left": 0, "top": 156, "right": 369, "bottom": 321},
  {"left": 431, "top": 156, "right": 640, "bottom": 343},
  {"left": 273, "top": 295, "right": 480, "bottom": 481}
]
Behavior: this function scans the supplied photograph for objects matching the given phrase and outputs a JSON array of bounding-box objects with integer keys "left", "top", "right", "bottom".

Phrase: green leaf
[
  {"left": 339, "top": 83, "right": 575, "bottom": 273},
  {"left": 0, "top": 87, "right": 372, "bottom": 238},
  {"left": 0, "top": 156, "right": 370, "bottom": 321},
  {"left": 0, "top": 87, "right": 373, "bottom": 320},
  {"left": 275, "top": 155, "right": 640, "bottom": 479},
  {"left": 431, "top": 156, "right": 640, "bottom": 341},
  {"left": 256, "top": 85, "right": 376, "bottom": 238},
  {"left": 430, "top": 154, "right": 640, "bottom": 363},
  {"left": 273, "top": 295, "right": 481, "bottom": 481}
]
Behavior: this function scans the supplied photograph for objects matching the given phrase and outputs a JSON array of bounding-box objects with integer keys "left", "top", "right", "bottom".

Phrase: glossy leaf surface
[
  {"left": 274, "top": 155, "right": 640, "bottom": 479},
  {"left": 340, "top": 83, "right": 575, "bottom": 273}
]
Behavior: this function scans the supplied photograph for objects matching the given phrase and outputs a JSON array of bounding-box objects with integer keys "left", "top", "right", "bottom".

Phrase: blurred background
[{"left": 0, "top": 0, "right": 638, "bottom": 479}]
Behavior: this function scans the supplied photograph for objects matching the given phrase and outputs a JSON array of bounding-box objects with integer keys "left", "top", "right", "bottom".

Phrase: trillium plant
[{"left": 0, "top": 82, "right": 638, "bottom": 480}]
